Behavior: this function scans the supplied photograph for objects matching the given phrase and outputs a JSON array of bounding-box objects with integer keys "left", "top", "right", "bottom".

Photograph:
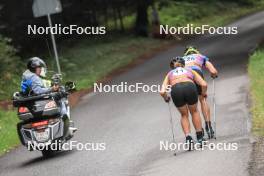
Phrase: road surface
[{"left": 1, "top": 11, "right": 264, "bottom": 176}]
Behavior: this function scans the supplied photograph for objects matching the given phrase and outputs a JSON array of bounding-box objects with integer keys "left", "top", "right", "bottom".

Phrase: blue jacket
[{"left": 21, "top": 70, "right": 51, "bottom": 95}]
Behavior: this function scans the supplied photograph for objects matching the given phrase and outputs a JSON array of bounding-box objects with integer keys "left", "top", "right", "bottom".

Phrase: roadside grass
[
  {"left": 53, "top": 35, "right": 172, "bottom": 89},
  {"left": 0, "top": 110, "right": 19, "bottom": 155},
  {"left": 248, "top": 47, "right": 264, "bottom": 136},
  {"left": 195, "top": 2, "right": 264, "bottom": 26},
  {"left": 1, "top": 1, "right": 264, "bottom": 156},
  {"left": 159, "top": 1, "right": 264, "bottom": 27}
]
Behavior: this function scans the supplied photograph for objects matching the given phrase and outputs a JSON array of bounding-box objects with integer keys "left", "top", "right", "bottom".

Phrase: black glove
[
  {"left": 201, "top": 93, "right": 207, "bottom": 99},
  {"left": 164, "top": 96, "right": 171, "bottom": 103},
  {"left": 211, "top": 74, "right": 218, "bottom": 79}
]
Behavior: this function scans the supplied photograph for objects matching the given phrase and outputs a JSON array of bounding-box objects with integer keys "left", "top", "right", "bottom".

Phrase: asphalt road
[{"left": 1, "top": 11, "right": 264, "bottom": 176}]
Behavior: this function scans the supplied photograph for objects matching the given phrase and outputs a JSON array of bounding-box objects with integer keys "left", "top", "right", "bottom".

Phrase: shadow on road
[{"left": 19, "top": 149, "right": 77, "bottom": 168}]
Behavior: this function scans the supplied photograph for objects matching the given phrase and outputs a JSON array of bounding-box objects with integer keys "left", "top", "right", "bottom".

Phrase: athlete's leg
[
  {"left": 177, "top": 105, "right": 191, "bottom": 136},
  {"left": 193, "top": 70, "right": 211, "bottom": 123},
  {"left": 199, "top": 95, "right": 210, "bottom": 122},
  {"left": 188, "top": 103, "right": 202, "bottom": 131},
  {"left": 188, "top": 103, "right": 204, "bottom": 143},
  {"left": 199, "top": 96, "right": 214, "bottom": 138},
  {"left": 177, "top": 105, "right": 194, "bottom": 150}
]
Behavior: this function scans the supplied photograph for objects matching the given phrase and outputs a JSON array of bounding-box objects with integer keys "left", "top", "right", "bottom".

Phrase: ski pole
[
  {"left": 212, "top": 79, "right": 216, "bottom": 139},
  {"left": 167, "top": 101, "right": 177, "bottom": 156}
]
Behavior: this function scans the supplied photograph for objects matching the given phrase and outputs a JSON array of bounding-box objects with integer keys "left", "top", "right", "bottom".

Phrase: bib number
[
  {"left": 185, "top": 56, "right": 195, "bottom": 64},
  {"left": 172, "top": 68, "right": 187, "bottom": 76}
]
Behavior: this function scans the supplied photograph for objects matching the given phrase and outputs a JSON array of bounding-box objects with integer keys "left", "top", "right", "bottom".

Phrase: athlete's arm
[
  {"left": 192, "top": 71, "right": 207, "bottom": 97},
  {"left": 205, "top": 61, "right": 218, "bottom": 78},
  {"left": 160, "top": 74, "right": 170, "bottom": 102}
]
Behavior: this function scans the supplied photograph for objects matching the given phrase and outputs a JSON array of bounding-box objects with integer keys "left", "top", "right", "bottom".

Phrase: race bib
[
  {"left": 172, "top": 68, "right": 187, "bottom": 76},
  {"left": 184, "top": 55, "right": 196, "bottom": 64}
]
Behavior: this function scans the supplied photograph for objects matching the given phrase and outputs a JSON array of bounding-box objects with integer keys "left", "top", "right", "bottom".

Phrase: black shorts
[
  {"left": 170, "top": 82, "right": 198, "bottom": 107},
  {"left": 193, "top": 69, "right": 204, "bottom": 95}
]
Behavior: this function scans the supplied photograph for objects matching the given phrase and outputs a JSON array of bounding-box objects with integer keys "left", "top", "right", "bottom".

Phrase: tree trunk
[
  {"left": 113, "top": 7, "right": 118, "bottom": 30},
  {"left": 117, "top": 6, "right": 124, "bottom": 32},
  {"left": 135, "top": 0, "right": 151, "bottom": 36}
]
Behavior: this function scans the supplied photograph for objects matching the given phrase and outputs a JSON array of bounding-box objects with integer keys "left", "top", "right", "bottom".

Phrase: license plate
[{"left": 34, "top": 129, "right": 50, "bottom": 142}]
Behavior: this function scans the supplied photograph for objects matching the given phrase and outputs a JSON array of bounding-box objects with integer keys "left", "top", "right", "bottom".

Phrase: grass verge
[
  {"left": 56, "top": 35, "right": 172, "bottom": 89},
  {"left": 248, "top": 46, "right": 264, "bottom": 136},
  {"left": 0, "top": 110, "right": 19, "bottom": 155},
  {"left": 159, "top": 1, "right": 264, "bottom": 27}
]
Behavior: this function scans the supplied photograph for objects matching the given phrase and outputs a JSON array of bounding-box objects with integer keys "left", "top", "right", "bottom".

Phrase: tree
[{"left": 135, "top": 0, "right": 153, "bottom": 36}]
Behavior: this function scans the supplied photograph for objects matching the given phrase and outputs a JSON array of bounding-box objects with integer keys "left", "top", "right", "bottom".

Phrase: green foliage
[
  {"left": 249, "top": 48, "right": 264, "bottom": 136},
  {"left": 48, "top": 35, "right": 171, "bottom": 89},
  {"left": 0, "top": 36, "right": 22, "bottom": 100},
  {"left": 0, "top": 110, "right": 19, "bottom": 155},
  {"left": 158, "top": 1, "right": 263, "bottom": 27},
  {"left": 158, "top": 1, "right": 218, "bottom": 26}
]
